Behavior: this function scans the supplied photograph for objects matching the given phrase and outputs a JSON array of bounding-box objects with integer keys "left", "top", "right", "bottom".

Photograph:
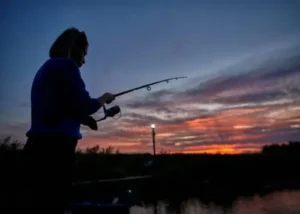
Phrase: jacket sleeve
[{"left": 59, "top": 59, "right": 102, "bottom": 120}]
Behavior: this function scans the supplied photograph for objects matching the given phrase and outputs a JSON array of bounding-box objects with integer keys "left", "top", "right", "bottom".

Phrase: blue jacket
[{"left": 26, "top": 57, "right": 101, "bottom": 139}]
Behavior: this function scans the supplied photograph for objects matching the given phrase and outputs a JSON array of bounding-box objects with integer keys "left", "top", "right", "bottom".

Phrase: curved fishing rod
[
  {"left": 113, "top": 76, "right": 187, "bottom": 97},
  {"left": 95, "top": 76, "right": 187, "bottom": 122}
]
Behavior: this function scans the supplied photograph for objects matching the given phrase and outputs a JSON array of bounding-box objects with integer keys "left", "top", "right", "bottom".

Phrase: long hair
[{"left": 49, "top": 27, "right": 88, "bottom": 58}]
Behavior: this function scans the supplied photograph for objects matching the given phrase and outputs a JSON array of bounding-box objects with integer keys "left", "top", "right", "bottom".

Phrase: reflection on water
[{"left": 130, "top": 190, "right": 300, "bottom": 214}]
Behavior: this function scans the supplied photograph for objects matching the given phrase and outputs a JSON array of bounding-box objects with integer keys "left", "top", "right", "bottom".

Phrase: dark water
[{"left": 130, "top": 190, "right": 300, "bottom": 214}]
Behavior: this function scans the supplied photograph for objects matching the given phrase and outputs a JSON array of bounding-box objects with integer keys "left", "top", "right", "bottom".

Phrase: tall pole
[{"left": 151, "top": 124, "right": 156, "bottom": 156}]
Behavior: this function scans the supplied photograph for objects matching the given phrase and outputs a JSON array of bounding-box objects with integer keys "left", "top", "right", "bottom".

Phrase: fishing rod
[
  {"left": 93, "top": 76, "right": 187, "bottom": 122},
  {"left": 113, "top": 76, "right": 187, "bottom": 97},
  {"left": 82, "top": 76, "right": 187, "bottom": 130}
]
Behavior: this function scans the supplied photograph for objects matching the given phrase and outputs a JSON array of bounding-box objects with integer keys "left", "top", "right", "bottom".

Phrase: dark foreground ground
[{"left": 1, "top": 138, "right": 300, "bottom": 210}]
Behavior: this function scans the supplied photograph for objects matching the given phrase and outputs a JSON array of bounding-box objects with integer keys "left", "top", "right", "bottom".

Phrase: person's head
[{"left": 49, "top": 27, "right": 88, "bottom": 68}]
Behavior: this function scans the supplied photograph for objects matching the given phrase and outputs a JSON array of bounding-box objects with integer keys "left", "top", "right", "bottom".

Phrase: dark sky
[{"left": 1, "top": 0, "right": 300, "bottom": 153}]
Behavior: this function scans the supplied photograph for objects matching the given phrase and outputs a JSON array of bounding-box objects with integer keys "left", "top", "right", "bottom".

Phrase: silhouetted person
[{"left": 21, "top": 27, "right": 115, "bottom": 214}]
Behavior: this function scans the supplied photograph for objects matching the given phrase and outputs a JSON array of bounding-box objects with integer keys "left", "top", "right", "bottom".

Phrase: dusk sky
[{"left": 1, "top": 0, "right": 300, "bottom": 154}]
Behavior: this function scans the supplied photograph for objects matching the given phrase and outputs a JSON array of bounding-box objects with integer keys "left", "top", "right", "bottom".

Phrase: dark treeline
[{"left": 1, "top": 136, "right": 300, "bottom": 203}]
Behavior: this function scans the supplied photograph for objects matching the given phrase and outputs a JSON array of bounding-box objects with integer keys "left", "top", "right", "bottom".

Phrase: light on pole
[{"left": 151, "top": 124, "right": 156, "bottom": 155}]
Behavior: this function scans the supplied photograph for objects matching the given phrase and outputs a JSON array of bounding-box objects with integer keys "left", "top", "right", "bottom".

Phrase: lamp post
[{"left": 151, "top": 124, "right": 156, "bottom": 155}]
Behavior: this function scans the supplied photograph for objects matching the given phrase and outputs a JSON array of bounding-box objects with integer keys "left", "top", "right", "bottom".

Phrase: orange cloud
[
  {"left": 179, "top": 143, "right": 263, "bottom": 154},
  {"left": 77, "top": 97, "right": 299, "bottom": 154}
]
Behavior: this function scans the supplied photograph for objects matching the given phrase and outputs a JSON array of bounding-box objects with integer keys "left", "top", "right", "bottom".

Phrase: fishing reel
[
  {"left": 97, "top": 105, "right": 121, "bottom": 122},
  {"left": 82, "top": 105, "right": 121, "bottom": 131}
]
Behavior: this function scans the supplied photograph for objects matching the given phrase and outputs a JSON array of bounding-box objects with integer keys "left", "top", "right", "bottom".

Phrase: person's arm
[
  {"left": 59, "top": 59, "right": 102, "bottom": 120},
  {"left": 81, "top": 116, "right": 98, "bottom": 130}
]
